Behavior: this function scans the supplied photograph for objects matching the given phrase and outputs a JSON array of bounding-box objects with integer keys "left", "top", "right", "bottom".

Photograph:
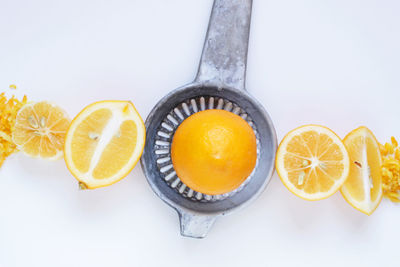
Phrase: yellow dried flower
[
  {"left": 9, "top": 84, "right": 17, "bottom": 90},
  {"left": 0, "top": 93, "right": 27, "bottom": 167},
  {"left": 381, "top": 136, "right": 400, "bottom": 202}
]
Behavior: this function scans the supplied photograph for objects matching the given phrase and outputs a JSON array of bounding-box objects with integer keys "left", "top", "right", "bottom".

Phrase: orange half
[{"left": 171, "top": 109, "right": 257, "bottom": 195}]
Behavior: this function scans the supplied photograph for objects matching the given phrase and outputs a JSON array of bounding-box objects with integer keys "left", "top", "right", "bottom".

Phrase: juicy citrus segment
[
  {"left": 70, "top": 109, "right": 112, "bottom": 173},
  {"left": 171, "top": 109, "right": 257, "bottom": 195},
  {"left": 64, "top": 101, "right": 145, "bottom": 189},
  {"left": 92, "top": 120, "right": 138, "bottom": 179},
  {"left": 340, "top": 127, "right": 382, "bottom": 215},
  {"left": 12, "top": 101, "right": 70, "bottom": 160},
  {"left": 276, "top": 125, "right": 350, "bottom": 201}
]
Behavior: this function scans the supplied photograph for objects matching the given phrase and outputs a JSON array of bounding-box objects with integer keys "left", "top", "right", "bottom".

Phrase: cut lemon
[
  {"left": 64, "top": 101, "right": 145, "bottom": 189},
  {"left": 340, "top": 127, "right": 382, "bottom": 215},
  {"left": 276, "top": 125, "right": 350, "bottom": 201},
  {"left": 12, "top": 101, "right": 70, "bottom": 160}
]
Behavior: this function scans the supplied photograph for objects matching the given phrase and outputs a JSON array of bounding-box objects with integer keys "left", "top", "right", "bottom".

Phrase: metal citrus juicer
[{"left": 140, "top": 0, "right": 277, "bottom": 238}]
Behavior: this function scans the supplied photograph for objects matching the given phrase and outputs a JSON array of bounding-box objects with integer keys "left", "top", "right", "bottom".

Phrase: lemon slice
[
  {"left": 276, "top": 125, "right": 350, "bottom": 201},
  {"left": 340, "top": 127, "right": 382, "bottom": 215},
  {"left": 12, "top": 101, "right": 70, "bottom": 160},
  {"left": 64, "top": 101, "right": 145, "bottom": 189}
]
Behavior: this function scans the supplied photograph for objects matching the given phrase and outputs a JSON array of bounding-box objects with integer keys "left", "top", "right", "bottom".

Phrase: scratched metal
[{"left": 140, "top": 0, "right": 277, "bottom": 239}]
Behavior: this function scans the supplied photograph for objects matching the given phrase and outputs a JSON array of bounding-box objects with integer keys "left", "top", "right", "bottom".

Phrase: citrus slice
[
  {"left": 276, "top": 125, "right": 350, "bottom": 201},
  {"left": 340, "top": 127, "right": 382, "bottom": 215},
  {"left": 64, "top": 101, "right": 145, "bottom": 189},
  {"left": 12, "top": 101, "right": 70, "bottom": 160}
]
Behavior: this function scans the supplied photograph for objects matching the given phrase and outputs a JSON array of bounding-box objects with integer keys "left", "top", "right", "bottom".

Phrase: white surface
[{"left": 0, "top": 0, "right": 399, "bottom": 266}]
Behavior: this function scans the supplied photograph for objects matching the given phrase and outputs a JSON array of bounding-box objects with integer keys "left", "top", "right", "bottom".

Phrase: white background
[{"left": 0, "top": 0, "right": 399, "bottom": 266}]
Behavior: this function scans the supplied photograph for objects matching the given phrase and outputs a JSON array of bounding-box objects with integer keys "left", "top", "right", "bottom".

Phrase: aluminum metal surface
[{"left": 140, "top": 0, "right": 277, "bottom": 238}]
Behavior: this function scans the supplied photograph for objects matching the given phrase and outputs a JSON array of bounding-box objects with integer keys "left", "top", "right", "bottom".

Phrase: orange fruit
[
  {"left": 276, "top": 125, "right": 350, "bottom": 201},
  {"left": 340, "top": 127, "right": 382, "bottom": 215},
  {"left": 171, "top": 109, "right": 257, "bottom": 195},
  {"left": 64, "top": 101, "right": 145, "bottom": 189},
  {"left": 12, "top": 101, "right": 70, "bottom": 160}
]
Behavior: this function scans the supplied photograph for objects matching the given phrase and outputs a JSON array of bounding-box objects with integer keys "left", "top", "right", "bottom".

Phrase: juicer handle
[
  {"left": 178, "top": 210, "right": 218, "bottom": 239},
  {"left": 195, "top": 0, "right": 253, "bottom": 91}
]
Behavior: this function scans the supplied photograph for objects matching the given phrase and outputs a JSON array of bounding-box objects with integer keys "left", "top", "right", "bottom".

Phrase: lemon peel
[
  {"left": 0, "top": 93, "right": 28, "bottom": 167},
  {"left": 380, "top": 137, "right": 400, "bottom": 202}
]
